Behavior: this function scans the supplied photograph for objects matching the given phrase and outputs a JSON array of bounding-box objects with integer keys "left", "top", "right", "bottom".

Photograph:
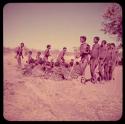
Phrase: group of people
[{"left": 15, "top": 35, "right": 121, "bottom": 83}]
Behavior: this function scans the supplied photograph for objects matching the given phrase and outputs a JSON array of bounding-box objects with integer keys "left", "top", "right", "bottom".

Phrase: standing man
[
  {"left": 98, "top": 40, "right": 107, "bottom": 82},
  {"left": 90, "top": 36, "right": 100, "bottom": 83},
  {"left": 79, "top": 36, "right": 90, "bottom": 83},
  {"left": 43, "top": 44, "right": 51, "bottom": 63},
  {"left": 104, "top": 43, "right": 112, "bottom": 81},
  {"left": 108, "top": 43, "right": 118, "bottom": 80}
]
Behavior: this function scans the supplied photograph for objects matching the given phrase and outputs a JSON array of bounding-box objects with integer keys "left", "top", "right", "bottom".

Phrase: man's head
[
  {"left": 28, "top": 51, "right": 32, "bottom": 55},
  {"left": 80, "top": 36, "right": 86, "bottom": 43},
  {"left": 110, "top": 43, "right": 116, "bottom": 50},
  {"left": 37, "top": 51, "right": 41, "bottom": 56},
  {"left": 101, "top": 40, "right": 107, "bottom": 46},
  {"left": 20, "top": 42, "right": 24, "bottom": 48},
  {"left": 47, "top": 44, "right": 51, "bottom": 49},
  {"left": 63, "top": 47, "right": 67, "bottom": 52},
  {"left": 107, "top": 43, "right": 111, "bottom": 49},
  {"left": 93, "top": 36, "right": 100, "bottom": 44}
]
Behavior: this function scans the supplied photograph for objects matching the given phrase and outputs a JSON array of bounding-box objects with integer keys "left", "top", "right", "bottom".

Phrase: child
[
  {"left": 98, "top": 40, "right": 107, "bottom": 81},
  {"left": 22, "top": 51, "right": 35, "bottom": 75},
  {"left": 35, "top": 51, "right": 43, "bottom": 65},
  {"left": 90, "top": 36, "right": 100, "bottom": 83},
  {"left": 26, "top": 51, "right": 35, "bottom": 65},
  {"left": 43, "top": 44, "right": 51, "bottom": 63},
  {"left": 15, "top": 42, "right": 24, "bottom": 66},
  {"left": 79, "top": 36, "right": 90, "bottom": 83},
  {"left": 56, "top": 47, "right": 67, "bottom": 65}
]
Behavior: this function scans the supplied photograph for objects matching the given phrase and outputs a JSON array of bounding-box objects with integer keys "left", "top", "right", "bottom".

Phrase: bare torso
[
  {"left": 99, "top": 45, "right": 107, "bottom": 59},
  {"left": 91, "top": 43, "right": 100, "bottom": 59}
]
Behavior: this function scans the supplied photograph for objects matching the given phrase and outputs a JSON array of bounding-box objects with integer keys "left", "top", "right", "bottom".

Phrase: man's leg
[
  {"left": 90, "top": 58, "right": 96, "bottom": 82},
  {"left": 80, "top": 58, "right": 88, "bottom": 83},
  {"left": 104, "top": 63, "right": 107, "bottom": 80},
  {"left": 90, "top": 58, "right": 94, "bottom": 79},
  {"left": 98, "top": 59, "right": 104, "bottom": 81},
  {"left": 82, "top": 60, "right": 88, "bottom": 76},
  {"left": 106, "top": 63, "right": 110, "bottom": 80},
  {"left": 17, "top": 56, "right": 21, "bottom": 66},
  {"left": 92, "top": 59, "right": 98, "bottom": 82}
]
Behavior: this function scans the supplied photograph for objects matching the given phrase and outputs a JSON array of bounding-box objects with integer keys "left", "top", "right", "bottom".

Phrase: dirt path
[{"left": 4, "top": 53, "right": 122, "bottom": 121}]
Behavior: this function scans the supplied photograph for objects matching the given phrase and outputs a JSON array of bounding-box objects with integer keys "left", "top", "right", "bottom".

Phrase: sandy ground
[{"left": 3, "top": 52, "right": 122, "bottom": 121}]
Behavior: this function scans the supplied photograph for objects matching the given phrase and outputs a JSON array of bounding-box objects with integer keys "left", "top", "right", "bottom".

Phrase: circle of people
[{"left": 15, "top": 36, "right": 120, "bottom": 83}]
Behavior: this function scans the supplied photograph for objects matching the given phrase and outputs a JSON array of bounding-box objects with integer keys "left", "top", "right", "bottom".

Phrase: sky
[{"left": 3, "top": 3, "right": 119, "bottom": 51}]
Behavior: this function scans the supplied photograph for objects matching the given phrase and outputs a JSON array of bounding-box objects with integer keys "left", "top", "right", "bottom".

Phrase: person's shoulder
[
  {"left": 86, "top": 42, "right": 89, "bottom": 45},
  {"left": 15, "top": 46, "right": 20, "bottom": 50},
  {"left": 58, "top": 51, "right": 62, "bottom": 55},
  {"left": 80, "top": 43, "right": 84, "bottom": 46},
  {"left": 95, "top": 43, "right": 99, "bottom": 47},
  {"left": 17, "top": 46, "right": 20, "bottom": 49},
  {"left": 60, "top": 50, "right": 63, "bottom": 54},
  {"left": 115, "top": 49, "right": 118, "bottom": 53},
  {"left": 84, "top": 43, "right": 89, "bottom": 47},
  {"left": 98, "top": 44, "right": 101, "bottom": 49}
]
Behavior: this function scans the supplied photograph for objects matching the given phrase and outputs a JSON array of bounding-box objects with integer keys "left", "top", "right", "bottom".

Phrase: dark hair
[
  {"left": 55, "top": 62, "right": 60, "bottom": 66},
  {"left": 76, "top": 61, "right": 79, "bottom": 65},
  {"left": 110, "top": 43, "right": 115, "bottom": 47},
  {"left": 63, "top": 47, "right": 67, "bottom": 50},
  {"left": 28, "top": 51, "right": 32, "bottom": 54},
  {"left": 39, "top": 60, "right": 44, "bottom": 65},
  {"left": 37, "top": 51, "right": 41, "bottom": 54},
  {"left": 69, "top": 61, "right": 73, "bottom": 66},
  {"left": 87, "top": 44, "right": 90, "bottom": 47},
  {"left": 47, "top": 44, "right": 51, "bottom": 48},
  {"left": 20, "top": 42, "right": 24, "bottom": 47},
  {"left": 46, "top": 61, "right": 51, "bottom": 66},
  {"left": 102, "top": 40, "right": 107, "bottom": 44},
  {"left": 65, "top": 63, "right": 69, "bottom": 68},
  {"left": 94, "top": 36, "right": 100, "bottom": 41},
  {"left": 80, "top": 36, "right": 86, "bottom": 41}
]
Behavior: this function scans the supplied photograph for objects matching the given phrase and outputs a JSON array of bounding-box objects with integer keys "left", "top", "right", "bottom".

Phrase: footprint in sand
[
  {"left": 82, "top": 97, "right": 87, "bottom": 100},
  {"left": 9, "top": 91, "right": 15, "bottom": 95},
  {"left": 18, "top": 81, "right": 25, "bottom": 84},
  {"left": 7, "top": 62, "right": 11, "bottom": 65},
  {"left": 55, "top": 93, "right": 59, "bottom": 96}
]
